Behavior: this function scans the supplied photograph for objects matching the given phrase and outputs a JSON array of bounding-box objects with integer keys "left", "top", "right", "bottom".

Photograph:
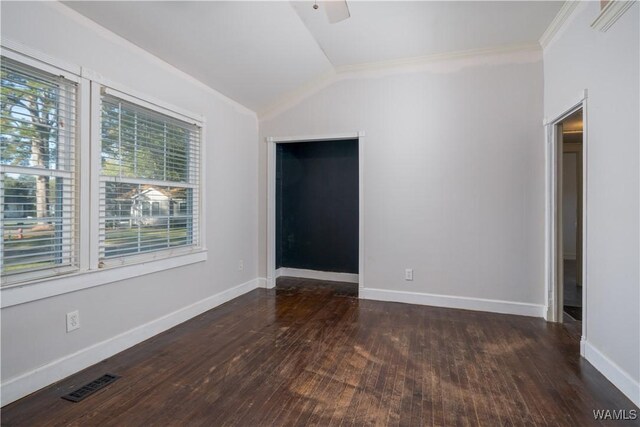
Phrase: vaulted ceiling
[{"left": 64, "top": 1, "right": 563, "bottom": 114}]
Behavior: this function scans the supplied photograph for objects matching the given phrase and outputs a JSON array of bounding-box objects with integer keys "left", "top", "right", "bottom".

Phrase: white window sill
[{"left": 1, "top": 250, "right": 207, "bottom": 308}]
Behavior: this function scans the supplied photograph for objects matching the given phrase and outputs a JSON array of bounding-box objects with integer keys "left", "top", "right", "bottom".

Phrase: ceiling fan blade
[{"left": 324, "top": 0, "right": 350, "bottom": 24}]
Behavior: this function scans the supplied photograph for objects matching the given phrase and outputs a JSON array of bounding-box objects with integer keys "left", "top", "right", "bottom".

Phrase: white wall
[
  {"left": 543, "top": 2, "right": 639, "bottom": 404},
  {"left": 563, "top": 152, "right": 578, "bottom": 258},
  {"left": 259, "top": 49, "right": 546, "bottom": 311},
  {"left": 0, "top": 1, "right": 259, "bottom": 403}
]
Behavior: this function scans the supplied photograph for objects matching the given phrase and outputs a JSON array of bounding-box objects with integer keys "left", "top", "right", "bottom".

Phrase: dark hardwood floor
[{"left": 2, "top": 277, "right": 637, "bottom": 426}]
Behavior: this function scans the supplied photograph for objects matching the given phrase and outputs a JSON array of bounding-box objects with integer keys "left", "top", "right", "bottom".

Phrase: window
[
  {"left": 0, "top": 57, "right": 78, "bottom": 285},
  {"left": 0, "top": 48, "right": 205, "bottom": 293},
  {"left": 99, "top": 93, "right": 200, "bottom": 264}
]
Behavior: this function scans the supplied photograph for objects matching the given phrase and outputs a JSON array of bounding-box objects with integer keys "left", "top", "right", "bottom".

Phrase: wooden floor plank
[{"left": 2, "top": 278, "right": 637, "bottom": 426}]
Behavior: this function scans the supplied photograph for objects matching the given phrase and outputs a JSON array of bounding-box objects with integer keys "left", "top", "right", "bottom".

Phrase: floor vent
[{"left": 61, "top": 374, "right": 120, "bottom": 402}]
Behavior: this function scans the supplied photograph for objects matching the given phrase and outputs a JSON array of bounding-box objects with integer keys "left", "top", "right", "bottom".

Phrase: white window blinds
[
  {"left": 0, "top": 57, "right": 78, "bottom": 285},
  {"left": 99, "top": 94, "right": 200, "bottom": 264}
]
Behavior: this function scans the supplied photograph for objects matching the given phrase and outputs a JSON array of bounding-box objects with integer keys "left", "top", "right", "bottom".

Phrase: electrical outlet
[
  {"left": 66, "top": 310, "right": 80, "bottom": 332},
  {"left": 238, "top": 259, "right": 244, "bottom": 271},
  {"left": 405, "top": 268, "right": 413, "bottom": 281}
]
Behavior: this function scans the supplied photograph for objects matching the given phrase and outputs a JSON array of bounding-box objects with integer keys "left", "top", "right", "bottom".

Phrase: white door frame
[
  {"left": 544, "top": 91, "right": 588, "bottom": 355},
  {"left": 265, "top": 132, "right": 365, "bottom": 290}
]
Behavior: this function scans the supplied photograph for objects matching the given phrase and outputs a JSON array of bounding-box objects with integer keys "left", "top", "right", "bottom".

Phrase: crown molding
[
  {"left": 539, "top": 1, "right": 581, "bottom": 49},
  {"left": 259, "top": 43, "right": 541, "bottom": 121},
  {"left": 591, "top": 0, "right": 636, "bottom": 32},
  {"left": 334, "top": 42, "right": 540, "bottom": 75}
]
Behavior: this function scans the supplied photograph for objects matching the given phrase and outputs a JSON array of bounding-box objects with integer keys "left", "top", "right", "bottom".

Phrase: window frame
[
  {"left": 0, "top": 42, "right": 207, "bottom": 306},
  {"left": 0, "top": 48, "right": 84, "bottom": 286},
  {"left": 92, "top": 84, "right": 204, "bottom": 269}
]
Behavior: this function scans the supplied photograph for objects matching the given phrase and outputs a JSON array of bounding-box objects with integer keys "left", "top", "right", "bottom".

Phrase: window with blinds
[
  {"left": 99, "top": 94, "right": 200, "bottom": 264},
  {"left": 0, "top": 57, "right": 78, "bottom": 284}
]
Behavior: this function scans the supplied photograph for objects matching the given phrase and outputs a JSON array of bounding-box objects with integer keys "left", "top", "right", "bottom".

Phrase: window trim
[
  {"left": 1, "top": 250, "right": 207, "bottom": 308},
  {"left": 0, "top": 49, "right": 84, "bottom": 286},
  {"left": 101, "top": 86, "right": 202, "bottom": 126},
  {"left": 91, "top": 82, "right": 205, "bottom": 269},
  {"left": 0, "top": 42, "right": 81, "bottom": 84},
  {"left": 0, "top": 41, "right": 208, "bottom": 299}
]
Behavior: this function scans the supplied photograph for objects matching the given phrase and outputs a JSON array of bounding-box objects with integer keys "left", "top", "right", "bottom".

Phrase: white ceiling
[
  {"left": 292, "top": 1, "right": 562, "bottom": 66},
  {"left": 64, "top": 1, "right": 333, "bottom": 112},
  {"left": 64, "top": 1, "right": 563, "bottom": 113}
]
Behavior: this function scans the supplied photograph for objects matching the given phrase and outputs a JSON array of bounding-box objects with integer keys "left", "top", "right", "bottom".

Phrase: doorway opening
[
  {"left": 554, "top": 107, "right": 584, "bottom": 328},
  {"left": 266, "top": 133, "right": 364, "bottom": 294},
  {"left": 560, "top": 109, "right": 583, "bottom": 322}
]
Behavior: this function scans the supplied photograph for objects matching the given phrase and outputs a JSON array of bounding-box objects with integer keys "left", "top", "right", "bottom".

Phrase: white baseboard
[
  {"left": 276, "top": 267, "right": 359, "bottom": 284},
  {"left": 583, "top": 340, "right": 640, "bottom": 407},
  {"left": 256, "top": 277, "right": 268, "bottom": 289},
  {"left": 0, "top": 277, "right": 263, "bottom": 407},
  {"left": 360, "top": 287, "right": 545, "bottom": 318},
  {"left": 266, "top": 277, "right": 276, "bottom": 289}
]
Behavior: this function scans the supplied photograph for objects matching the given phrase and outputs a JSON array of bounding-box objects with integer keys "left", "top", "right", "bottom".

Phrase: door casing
[{"left": 544, "top": 94, "right": 588, "bottom": 355}]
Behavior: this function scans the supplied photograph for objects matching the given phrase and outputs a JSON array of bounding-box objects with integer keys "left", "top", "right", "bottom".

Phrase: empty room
[{"left": 0, "top": 1, "right": 638, "bottom": 425}]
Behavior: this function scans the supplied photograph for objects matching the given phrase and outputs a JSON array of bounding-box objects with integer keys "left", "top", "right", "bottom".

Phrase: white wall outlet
[
  {"left": 238, "top": 259, "right": 244, "bottom": 271},
  {"left": 405, "top": 268, "right": 413, "bottom": 281},
  {"left": 66, "top": 310, "right": 80, "bottom": 332}
]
